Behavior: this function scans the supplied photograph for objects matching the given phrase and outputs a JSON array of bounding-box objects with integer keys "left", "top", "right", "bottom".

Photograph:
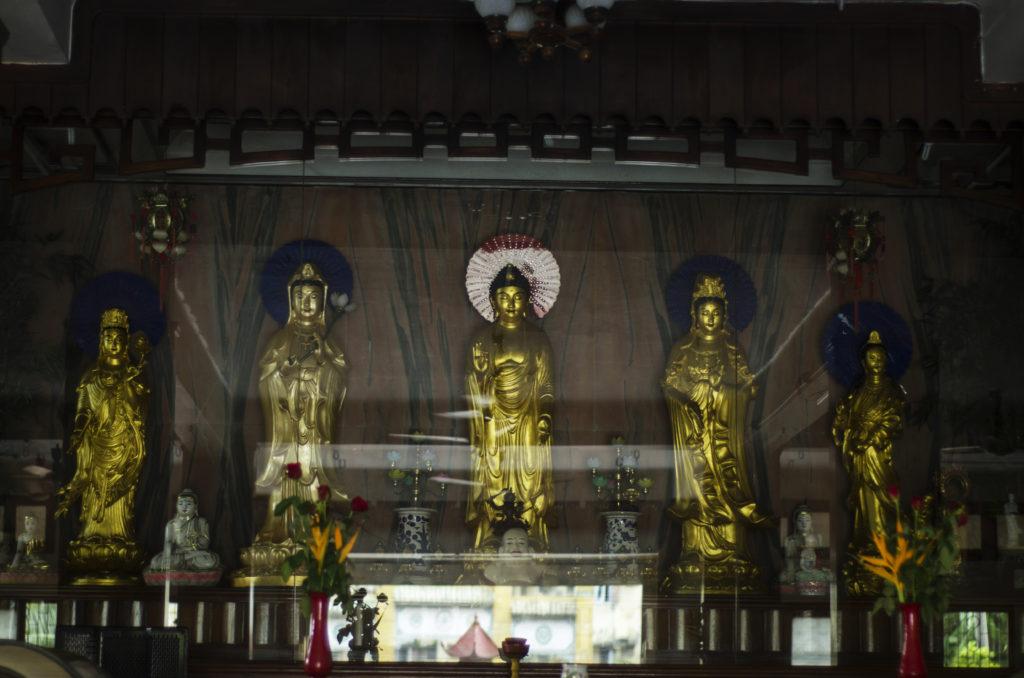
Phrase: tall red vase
[
  {"left": 898, "top": 602, "right": 927, "bottom": 678},
  {"left": 305, "top": 592, "right": 333, "bottom": 678}
]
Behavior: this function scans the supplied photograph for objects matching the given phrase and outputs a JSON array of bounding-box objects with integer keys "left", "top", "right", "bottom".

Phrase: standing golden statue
[
  {"left": 466, "top": 264, "right": 556, "bottom": 551},
  {"left": 662, "top": 274, "right": 770, "bottom": 593},
  {"left": 57, "top": 308, "right": 150, "bottom": 584},
  {"left": 235, "top": 261, "right": 348, "bottom": 585},
  {"left": 832, "top": 329, "right": 906, "bottom": 596}
]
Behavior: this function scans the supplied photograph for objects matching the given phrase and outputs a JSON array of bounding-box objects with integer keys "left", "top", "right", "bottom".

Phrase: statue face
[
  {"left": 176, "top": 495, "right": 197, "bottom": 518},
  {"left": 492, "top": 285, "right": 527, "bottom": 324},
  {"left": 499, "top": 528, "right": 530, "bottom": 555},
  {"left": 863, "top": 346, "right": 886, "bottom": 377},
  {"left": 292, "top": 283, "right": 324, "bottom": 322},
  {"left": 799, "top": 548, "right": 816, "bottom": 571},
  {"left": 99, "top": 328, "right": 127, "bottom": 358},
  {"left": 23, "top": 515, "right": 37, "bottom": 535},
  {"left": 696, "top": 300, "right": 724, "bottom": 334},
  {"left": 795, "top": 510, "right": 812, "bottom": 534}
]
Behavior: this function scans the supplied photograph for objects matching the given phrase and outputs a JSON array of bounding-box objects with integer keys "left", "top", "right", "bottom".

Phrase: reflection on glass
[
  {"left": 25, "top": 602, "right": 57, "bottom": 647},
  {"left": 943, "top": 611, "right": 1009, "bottom": 668},
  {"left": 326, "top": 585, "right": 642, "bottom": 663}
]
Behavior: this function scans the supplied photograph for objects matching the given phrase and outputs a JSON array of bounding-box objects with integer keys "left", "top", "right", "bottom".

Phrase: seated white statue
[
  {"left": 148, "top": 489, "right": 220, "bottom": 572},
  {"left": 8, "top": 514, "right": 48, "bottom": 571},
  {"left": 780, "top": 505, "right": 831, "bottom": 594},
  {"left": 483, "top": 527, "right": 544, "bottom": 585}
]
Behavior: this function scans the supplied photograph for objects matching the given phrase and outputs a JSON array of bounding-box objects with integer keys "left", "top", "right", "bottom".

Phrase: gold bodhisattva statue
[
  {"left": 466, "top": 265, "right": 555, "bottom": 551},
  {"left": 234, "top": 262, "right": 347, "bottom": 585},
  {"left": 832, "top": 329, "right": 906, "bottom": 596},
  {"left": 662, "top": 274, "right": 770, "bottom": 593},
  {"left": 57, "top": 308, "right": 149, "bottom": 585}
]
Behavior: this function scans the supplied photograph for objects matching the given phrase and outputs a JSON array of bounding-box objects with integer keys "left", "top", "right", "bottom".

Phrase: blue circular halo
[
  {"left": 70, "top": 272, "right": 166, "bottom": 356},
  {"left": 821, "top": 301, "right": 913, "bottom": 389},
  {"left": 260, "top": 239, "right": 354, "bottom": 325},
  {"left": 666, "top": 255, "right": 757, "bottom": 333}
]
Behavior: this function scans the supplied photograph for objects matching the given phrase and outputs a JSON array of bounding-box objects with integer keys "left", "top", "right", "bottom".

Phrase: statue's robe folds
[
  {"left": 68, "top": 363, "right": 148, "bottom": 542},
  {"left": 663, "top": 331, "right": 762, "bottom": 565},
  {"left": 253, "top": 326, "right": 347, "bottom": 543},
  {"left": 832, "top": 378, "right": 905, "bottom": 555},
  {"left": 466, "top": 321, "right": 554, "bottom": 551}
]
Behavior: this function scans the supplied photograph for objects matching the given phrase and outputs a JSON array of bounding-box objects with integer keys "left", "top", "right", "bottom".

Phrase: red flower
[
  {"left": 351, "top": 496, "right": 369, "bottom": 513},
  {"left": 910, "top": 496, "right": 925, "bottom": 511},
  {"left": 285, "top": 462, "right": 302, "bottom": 479},
  {"left": 887, "top": 484, "right": 901, "bottom": 499},
  {"left": 318, "top": 485, "right": 331, "bottom": 501},
  {"left": 957, "top": 512, "right": 969, "bottom": 527}
]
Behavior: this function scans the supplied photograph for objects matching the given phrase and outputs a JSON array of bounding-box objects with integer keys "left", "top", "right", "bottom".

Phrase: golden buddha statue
[
  {"left": 662, "top": 274, "right": 770, "bottom": 593},
  {"left": 466, "top": 265, "right": 555, "bottom": 551},
  {"left": 56, "top": 307, "right": 150, "bottom": 584},
  {"left": 832, "top": 329, "right": 906, "bottom": 596},
  {"left": 235, "top": 262, "right": 347, "bottom": 585}
]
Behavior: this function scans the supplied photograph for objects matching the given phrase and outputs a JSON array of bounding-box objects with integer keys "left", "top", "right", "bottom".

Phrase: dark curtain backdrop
[{"left": 2, "top": 183, "right": 1020, "bottom": 567}]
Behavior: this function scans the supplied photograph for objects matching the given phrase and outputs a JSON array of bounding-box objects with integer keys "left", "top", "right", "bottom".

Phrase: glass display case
[{"left": 1, "top": 182, "right": 1022, "bottom": 676}]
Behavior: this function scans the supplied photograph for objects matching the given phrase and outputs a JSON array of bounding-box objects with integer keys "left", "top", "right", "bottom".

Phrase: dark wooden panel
[
  {"left": 308, "top": 18, "right": 346, "bottom": 118},
  {"left": 88, "top": 12, "right": 125, "bottom": 117},
  {"left": 345, "top": 20, "right": 382, "bottom": 117},
  {"left": 564, "top": 42, "right": 600, "bottom": 123},
  {"left": 816, "top": 25, "right": 853, "bottom": 126},
  {"left": 527, "top": 51, "right": 565, "bottom": 123},
  {"left": 235, "top": 17, "right": 273, "bottom": 117},
  {"left": 852, "top": 26, "right": 889, "bottom": 124},
  {"left": 925, "top": 23, "right": 963, "bottom": 127},
  {"left": 162, "top": 16, "right": 199, "bottom": 117},
  {"left": 745, "top": 26, "right": 781, "bottom": 126},
  {"left": 672, "top": 26, "right": 709, "bottom": 124},
  {"left": 14, "top": 83, "right": 51, "bottom": 117},
  {"left": 380, "top": 21, "right": 420, "bottom": 119},
  {"left": 888, "top": 25, "right": 926, "bottom": 125},
  {"left": 51, "top": 82, "right": 88, "bottom": 118},
  {"left": 0, "top": 81, "right": 14, "bottom": 116},
  {"left": 124, "top": 15, "right": 163, "bottom": 116},
  {"left": 635, "top": 24, "right": 673, "bottom": 125},
  {"left": 708, "top": 27, "right": 744, "bottom": 124},
  {"left": 272, "top": 18, "right": 309, "bottom": 118},
  {"left": 780, "top": 25, "right": 816, "bottom": 126},
  {"left": 452, "top": 21, "right": 491, "bottom": 120},
  {"left": 490, "top": 42, "right": 528, "bottom": 122},
  {"left": 197, "top": 17, "right": 237, "bottom": 117},
  {"left": 416, "top": 21, "right": 454, "bottom": 119},
  {"left": 600, "top": 23, "right": 637, "bottom": 123}
]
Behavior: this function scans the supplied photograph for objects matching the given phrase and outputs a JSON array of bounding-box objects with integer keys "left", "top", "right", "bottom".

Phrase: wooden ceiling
[{"left": 1, "top": 0, "right": 1022, "bottom": 132}]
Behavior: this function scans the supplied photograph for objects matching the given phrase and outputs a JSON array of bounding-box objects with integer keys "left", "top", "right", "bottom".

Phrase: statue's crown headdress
[
  {"left": 101, "top": 308, "right": 129, "bottom": 331},
  {"left": 491, "top": 489, "right": 530, "bottom": 537},
  {"left": 290, "top": 261, "right": 327, "bottom": 289},
  {"left": 865, "top": 329, "right": 884, "bottom": 348},
  {"left": 692, "top": 274, "right": 727, "bottom": 302}
]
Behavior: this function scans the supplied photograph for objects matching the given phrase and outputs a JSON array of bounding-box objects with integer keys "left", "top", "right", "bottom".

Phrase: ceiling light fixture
[{"left": 472, "top": 0, "right": 616, "bottom": 63}]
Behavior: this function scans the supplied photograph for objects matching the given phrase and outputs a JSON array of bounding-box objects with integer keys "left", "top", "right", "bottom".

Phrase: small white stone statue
[
  {"left": 8, "top": 514, "right": 49, "bottom": 572},
  {"left": 144, "top": 489, "right": 222, "bottom": 585},
  {"left": 780, "top": 505, "right": 831, "bottom": 595},
  {"left": 1005, "top": 493, "right": 1021, "bottom": 550},
  {"left": 483, "top": 527, "right": 544, "bottom": 585}
]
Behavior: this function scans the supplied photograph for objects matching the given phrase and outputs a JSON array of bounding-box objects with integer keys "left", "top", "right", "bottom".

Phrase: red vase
[
  {"left": 305, "top": 592, "right": 333, "bottom": 678},
  {"left": 898, "top": 602, "right": 927, "bottom": 678}
]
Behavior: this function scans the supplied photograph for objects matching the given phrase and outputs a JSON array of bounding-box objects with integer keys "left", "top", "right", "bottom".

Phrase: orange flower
[
  {"left": 337, "top": 526, "right": 360, "bottom": 564},
  {"left": 309, "top": 525, "right": 330, "bottom": 570},
  {"left": 859, "top": 526, "right": 916, "bottom": 602}
]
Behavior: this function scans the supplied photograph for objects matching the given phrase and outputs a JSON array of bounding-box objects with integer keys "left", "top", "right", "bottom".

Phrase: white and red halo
[{"left": 465, "top": 234, "right": 561, "bottom": 322}]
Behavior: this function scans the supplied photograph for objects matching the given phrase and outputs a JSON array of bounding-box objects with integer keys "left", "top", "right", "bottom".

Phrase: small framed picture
[{"left": 14, "top": 505, "right": 47, "bottom": 550}]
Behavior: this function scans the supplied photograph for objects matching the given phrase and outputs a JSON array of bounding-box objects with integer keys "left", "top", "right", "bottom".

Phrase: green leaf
[{"left": 300, "top": 595, "right": 310, "bottom": 619}]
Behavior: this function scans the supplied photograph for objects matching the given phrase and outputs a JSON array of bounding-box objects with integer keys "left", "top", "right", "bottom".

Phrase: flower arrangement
[
  {"left": 860, "top": 484, "right": 966, "bottom": 620},
  {"left": 274, "top": 462, "right": 367, "bottom": 616}
]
